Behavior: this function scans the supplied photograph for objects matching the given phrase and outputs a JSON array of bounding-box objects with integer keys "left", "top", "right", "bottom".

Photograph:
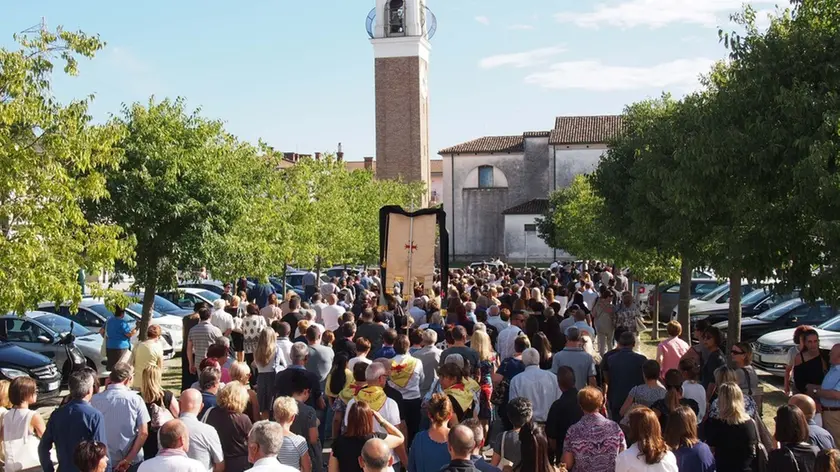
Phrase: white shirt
[
  {"left": 567, "top": 321, "right": 595, "bottom": 338},
  {"left": 312, "top": 302, "right": 328, "bottom": 323},
  {"left": 487, "top": 315, "right": 509, "bottom": 333},
  {"left": 321, "top": 304, "right": 346, "bottom": 332},
  {"left": 179, "top": 413, "right": 224, "bottom": 471},
  {"left": 348, "top": 355, "right": 373, "bottom": 371},
  {"left": 249, "top": 456, "right": 300, "bottom": 472},
  {"left": 320, "top": 283, "right": 338, "bottom": 299},
  {"left": 138, "top": 449, "right": 206, "bottom": 472},
  {"left": 387, "top": 354, "right": 424, "bottom": 400},
  {"left": 581, "top": 289, "right": 598, "bottom": 310},
  {"left": 276, "top": 338, "right": 293, "bottom": 369},
  {"left": 496, "top": 325, "right": 523, "bottom": 361},
  {"left": 509, "top": 365, "right": 561, "bottom": 422},
  {"left": 615, "top": 444, "right": 678, "bottom": 472},
  {"left": 210, "top": 309, "right": 235, "bottom": 333},
  {"left": 681, "top": 381, "right": 707, "bottom": 421}
]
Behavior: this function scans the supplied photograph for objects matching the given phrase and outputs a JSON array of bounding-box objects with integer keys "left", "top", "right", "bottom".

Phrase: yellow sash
[
  {"left": 390, "top": 356, "right": 418, "bottom": 388},
  {"left": 355, "top": 385, "right": 387, "bottom": 412},
  {"left": 326, "top": 369, "right": 354, "bottom": 404},
  {"left": 464, "top": 377, "right": 480, "bottom": 396},
  {"left": 445, "top": 383, "right": 474, "bottom": 413}
]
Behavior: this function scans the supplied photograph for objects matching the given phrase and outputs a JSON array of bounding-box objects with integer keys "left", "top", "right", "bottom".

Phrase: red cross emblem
[{"left": 405, "top": 241, "right": 418, "bottom": 252}]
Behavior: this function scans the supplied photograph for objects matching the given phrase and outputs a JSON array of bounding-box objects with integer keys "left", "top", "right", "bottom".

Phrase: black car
[
  {"left": 714, "top": 299, "right": 839, "bottom": 343},
  {"left": 0, "top": 341, "right": 62, "bottom": 400},
  {"left": 690, "top": 289, "right": 798, "bottom": 333}
]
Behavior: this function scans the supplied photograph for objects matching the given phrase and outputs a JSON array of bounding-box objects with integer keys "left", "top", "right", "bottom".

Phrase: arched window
[{"left": 478, "top": 165, "right": 494, "bottom": 188}]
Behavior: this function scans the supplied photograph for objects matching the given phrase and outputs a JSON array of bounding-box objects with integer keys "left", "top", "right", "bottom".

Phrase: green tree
[
  {"left": 0, "top": 27, "right": 132, "bottom": 314},
  {"left": 91, "top": 98, "right": 254, "bottom": 338}
]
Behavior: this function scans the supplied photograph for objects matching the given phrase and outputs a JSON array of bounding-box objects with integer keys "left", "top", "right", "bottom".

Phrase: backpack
[{"left": 149, "top": 392, "right": 174, "bottom": 429}]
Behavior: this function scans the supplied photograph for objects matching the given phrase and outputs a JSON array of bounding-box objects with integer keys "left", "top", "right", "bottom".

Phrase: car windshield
[
  {"left": 699, "top": 284, "right": 729, "bottom": 301},
  {"left": 128, "top": 303, "right": 164, "bottom": 319},
  {"left": 742, "top": 289, "right": 770, "bottom": 305},
  {"left": 152, "top": 296, "right": 184, "bottom": 314},
  {"left": 196, "top": 290, "right": 221, "bottom": 302},
  {"left": 35, "top": 314, "right": 93, "bottom": 337},
  {"left": 756, "top": 299, "right": 804, "bottom": 321},
  {"left": 819, "top": 316, "right": 840, "bottom": 332}
]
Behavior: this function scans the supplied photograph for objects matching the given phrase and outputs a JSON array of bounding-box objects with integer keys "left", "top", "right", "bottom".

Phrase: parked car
[
  {"left": 0, "top": 312, "right": 106, "bottom": 380},
  {"left": 690, "top": 288, "right": 800, "bottom": 328},
  {"left": 179, "top": 280, "right": 235, "bottom": 296},
  {"left": 125, "top": 292, "right": 193, "bottom": 317},
  {"left": 649, "top": 279, "right": 722, "bottom": 318},
  {"left": 284, "top": 271, "right": 329, "bottom": 291},
  {"left": 39, "top": 299, "right": 177, "bottom": 355},
  {"left": 161, "top": 287, "right": 221, "bottom": 310},
  {"left": 717, "top": 299, "right": 838, "bottom": 345},
  {"left": 672, "top": 281, "right": 762, "bottom": 320},
  {"left": 264, "top": 278, "right": 304, "bottom": 299},
  {"left": 0, "top": 341, "right": 62, "bottom": 399},
  {"left": 753, "top": 311, "right": 840, "bottom": 376}
]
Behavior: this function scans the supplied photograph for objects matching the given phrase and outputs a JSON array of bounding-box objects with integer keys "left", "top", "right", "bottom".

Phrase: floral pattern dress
[{"left": 476, "top": 354, "right": 496, "bottom": 420}]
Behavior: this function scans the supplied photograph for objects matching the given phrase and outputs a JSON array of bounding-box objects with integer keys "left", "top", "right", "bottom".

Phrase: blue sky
[{"left": 5, "top": 0, "right": 777, "bottom": 160}]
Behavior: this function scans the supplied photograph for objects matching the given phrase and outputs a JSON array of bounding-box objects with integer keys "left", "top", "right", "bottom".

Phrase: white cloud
[
  {"left": 508, "top": 24, "right": 536, "bottom": 30},
  {"left": 479, "top": 46, "right": 566, "bottom": 69},
  {"left": 524, "top": 58, "right": 716, "bottom": 91},
  {"left": 475, "top": 16, "right": 490, "bottom": 25},
  {"left": 555, "top": 0, "right": 776, "bottom": 29}
]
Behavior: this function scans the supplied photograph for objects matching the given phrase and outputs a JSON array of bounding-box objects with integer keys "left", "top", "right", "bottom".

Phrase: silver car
[{"left": 0, "top": 312, "right": 107, "bottom": 380}]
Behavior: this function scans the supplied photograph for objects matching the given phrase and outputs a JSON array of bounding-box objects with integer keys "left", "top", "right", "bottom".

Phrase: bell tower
[{"left": 367, "top": 0, "right": 436, "bottom": 205}]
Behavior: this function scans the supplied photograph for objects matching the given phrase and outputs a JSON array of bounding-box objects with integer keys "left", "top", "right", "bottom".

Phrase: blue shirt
[
  {"left": 249, "top": 282, "right": 275, "bottom": 309},
  {"left": 199, "top": 391, "right": 218, "bottom": 418},
  {"left": 822, "top": 364, "right": 840, "bottom": 408},
  {"left": 39, "top": 400, "right": 107, "bottom": 472},
  {"left": 374, "top": 346, "right": 396, "bottom": 359},
  {"left": 90, "top": 384, "right": 151, "bottom": 465},
  {"left": 105, "top": 317, "right": 132, "bottom": 349},
  {"left": 673, "top": 442, "right": 716, "bottom": 472},
  {"left": 809, "top": 419, "right": 836, "bottom": 450},
  {"left": 408, "top": 431, "right": 450, "bottom": 472}
]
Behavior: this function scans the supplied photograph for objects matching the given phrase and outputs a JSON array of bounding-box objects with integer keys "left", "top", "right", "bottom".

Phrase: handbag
[
  {"left": 499, "top": 431, "right": 513, "bottom": 468},
  {"left": 751, "top": 419, "right": 768, "bottom": 472}
]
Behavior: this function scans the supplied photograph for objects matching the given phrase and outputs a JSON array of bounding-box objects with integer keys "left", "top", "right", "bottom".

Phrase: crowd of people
[{"left": 4, "top": 262, "right": 840, "bottom": 472}]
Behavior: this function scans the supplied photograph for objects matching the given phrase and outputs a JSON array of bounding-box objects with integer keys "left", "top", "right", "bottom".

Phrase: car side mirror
[{"left": 37, "top": 335, "right": 51, "bottom": 344}]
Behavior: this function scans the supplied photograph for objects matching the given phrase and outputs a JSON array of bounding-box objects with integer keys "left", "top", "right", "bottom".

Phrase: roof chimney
[
  {"left": 337, "top": 142, "right": 344, "bottom": 161},
  {"left": 314, "top": 152, "right": 321, "bottom": 161},
  {"left": 364, "top": 156, "right": 373, "bottom": 170}
]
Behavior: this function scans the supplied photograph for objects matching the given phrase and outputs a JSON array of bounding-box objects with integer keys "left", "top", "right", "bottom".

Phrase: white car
[{"left": 753, "top": 315, "right": 840, "bottom": 376}]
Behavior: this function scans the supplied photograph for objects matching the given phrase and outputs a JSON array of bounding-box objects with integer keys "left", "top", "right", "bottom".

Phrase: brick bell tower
[{"left": 367, "top": 0, "right": 436, "bottom": 206}]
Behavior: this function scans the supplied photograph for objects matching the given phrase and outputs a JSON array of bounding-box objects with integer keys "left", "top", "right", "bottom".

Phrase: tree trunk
[
  {"left": 727, "top": 269, "right": 743, "bottom": 348},
  {"left": 678, "top": 258, "right": 692, "bottom": 344},
  {"left": 139, "top": 276, "right": 157, "bottom": 342}
]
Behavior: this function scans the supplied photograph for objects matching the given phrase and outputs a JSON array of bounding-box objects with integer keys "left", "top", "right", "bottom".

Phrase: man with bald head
[
  {"left": 179, "top": 389, "right": 225, "bottom": 472},
  {"left": 441, "top": 425, "right": 480, "bottom": 472},
  {"left": 138, "top": 419, "right": 205, "bottom": 472},
  {"left": 790, "top": 393, "right": 836, "bottom": 449},
  {"left": 359, "top": 438, "right": 394, "bottom": 472},
  {"left": 810, "top": 344, "right": 840, "bottom": 445}
]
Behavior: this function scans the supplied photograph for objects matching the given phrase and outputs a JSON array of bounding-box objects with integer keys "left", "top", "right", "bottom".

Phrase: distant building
[{"left": 438, "top": 115, "right": 623, "bottom": 264}]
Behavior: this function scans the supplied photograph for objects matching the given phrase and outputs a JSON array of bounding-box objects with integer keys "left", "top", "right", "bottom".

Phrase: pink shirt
[{"left": 657, "top": 336, "right": 690, "bottom": 378}]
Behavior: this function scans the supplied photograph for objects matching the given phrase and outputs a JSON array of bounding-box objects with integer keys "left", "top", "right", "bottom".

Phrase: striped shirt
[
  {"left": 276, "top": 433, "right": 308, "bottom": 469},
  {"left": 188, "top": 321, "right": 223, "bottom": 365}
]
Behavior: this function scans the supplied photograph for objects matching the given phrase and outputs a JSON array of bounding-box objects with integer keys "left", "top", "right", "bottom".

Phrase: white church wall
[
  {"left": 553, "top": 145, "right": 606, "bottom": 190},
  {"left": 504, "top": 214, "right": 554, "bottom": 263}
]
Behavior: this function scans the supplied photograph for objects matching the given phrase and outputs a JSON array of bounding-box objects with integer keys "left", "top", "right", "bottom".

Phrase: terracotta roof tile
[
  {"left": 523, "top": 131, "right": 551, "bottom": 138},
  {"left": 438, "top": 136, "right": 524, "bottom": 155},
  {"left": 550, "top": 115, "right": 623, "bottom": 144},
  {"left": 502, "top": 198, "right": 550, "bottom": 215}
]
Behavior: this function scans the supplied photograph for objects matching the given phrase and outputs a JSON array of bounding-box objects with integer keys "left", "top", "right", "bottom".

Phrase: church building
[{"left": 439, "top": 115, "right": 623, "bottom": 264}]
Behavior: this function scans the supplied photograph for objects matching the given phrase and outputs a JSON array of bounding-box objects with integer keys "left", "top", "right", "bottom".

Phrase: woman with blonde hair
[
  {"left": 253, "top": 327, "right": 281, "bottom": 419},
  {"left": 0, "top": 380, "right": 10, "bottom": 462},
  {"left": 531, "top": 287, "right": 544, "bottom": 305},
  {"left": 140, "top": 364, "right": 179, "bottom": 458},
  {"left": 471, "top": 330, "right": 497, "bottom": 436},
  {"left": 817, "top": 449, "right": 840, "bottom": 472},
  {"left": 704, "top": 383, "right": 758, "bottom": 472},
  {"left": 203, "top": 382, "right": 253, "bottom": 472},
  {"left": 707, "top": 366, "right": 758, "bottom": 420},
  {"left": 274, "top": 396, "right": 312, "bottom": 472},
  {"left": 228, "top": 361, "right": 260, "bottom": 422},
  {"left": 131, "top": 325, "right": 164, "bottom": 389},
  {"left": 615, "top": 407, "right": 678, "bottom": 471}
]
